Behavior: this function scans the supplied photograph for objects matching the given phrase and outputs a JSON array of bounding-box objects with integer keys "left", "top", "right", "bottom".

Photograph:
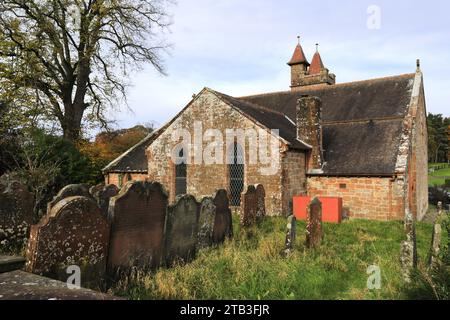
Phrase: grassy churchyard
[{"left": 111, "top": 215, "right": 449, "bottom": 300}]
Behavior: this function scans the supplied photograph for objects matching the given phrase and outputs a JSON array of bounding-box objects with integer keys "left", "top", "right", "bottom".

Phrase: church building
[{"left": 103, "top": 39, "right": 428, "bottom": 221}]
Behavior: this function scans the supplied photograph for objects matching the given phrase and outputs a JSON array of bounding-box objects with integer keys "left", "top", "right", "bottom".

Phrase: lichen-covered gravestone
[
  {"left": 164, "top": 195, "right": 200, "bottom": 266},
  {"left": 47, "top": 184, "right": 92, "bottom": 214},
  {"left": 90, "top": 184, "right": 119, "bottom": 218},
  {"left": 305, "top": 197, "right": 323, "bottom": 249},
  {"left": 212, "top": 189, "right": 233, "bottom": 244},
  {"left": 241, "top": 185, "right": 257, "bottom": 227},
  {"left": 26, "top": 196, "right": 109, "bottom": 287},
  {"left": 197, "top": 197, "right": 217, "bottom": 249},
  {"left": 400, "top": 210, "right": 418, "bottom": 282},
  {"left": 107, "top": 181, "right": 168, "bottom": 274},
  {"left": 255, "top": 184, "right": 266, "bottom": 223},
  {"left": 0, "top": 179, "right": 34, "bottom": 251},
  {"left": 284, "top": 215, "right": 297, "bottom": 256}
]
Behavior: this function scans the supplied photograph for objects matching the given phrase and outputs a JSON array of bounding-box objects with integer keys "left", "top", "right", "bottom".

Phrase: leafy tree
[
  {"left": 0, "top": 0, "right": 170, "bottom": 142},
  {"left": 4, "top": 128, "right": 103, "bottom": 220},
  {"left": 427, "top": 113, "right": 450, "bottom": 163}
]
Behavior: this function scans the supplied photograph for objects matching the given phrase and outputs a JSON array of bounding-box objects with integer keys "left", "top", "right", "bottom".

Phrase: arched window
[
  {"left": 175, "top": 148, "right": 187, "bottom": 196},
  {"left": 228, "top": 142, "right": 244, "bottom": 206}
]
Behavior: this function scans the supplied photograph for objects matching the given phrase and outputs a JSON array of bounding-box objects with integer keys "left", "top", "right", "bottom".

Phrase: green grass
[
  {"left": 111, "top": 216, "right": 441, "bottom": 300},
  {"left": 428, "top": 163, "right": 450, "bottom": 186}
]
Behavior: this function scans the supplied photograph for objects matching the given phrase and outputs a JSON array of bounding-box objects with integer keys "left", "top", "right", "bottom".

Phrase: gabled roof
[
  {"left": 104, "top": 73, "right": 420, "bottom": 176},
  {"left": 102, "top": 128, "right": 162, "bottom": 173},
  {"left": 240, "top": 73, "right": 417, "bottom": 175}
]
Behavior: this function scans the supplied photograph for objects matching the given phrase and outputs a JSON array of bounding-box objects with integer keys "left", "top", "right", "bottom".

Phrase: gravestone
[
  {"left": 0, "top": 179, "right": 34, "bottom": 250},
  {"left": 255, "top": 184, "right": 266, "bottom": 223},
  {"left": 47, "top": 184, "right": 92, "bottom": 214},
  {"left": 212, "top": 189, "right": 233, "bottom": 244},
  {"left": 283, "top": 215, "right": 297, "bottom": 256},
  {"left": 428, "top": 223, "right": 442, "bottom": 268},
  {"left": 305, "top": 197, "right": 323, "bottom": 249},
  {"left": 90, "top": 184, "right": 119, "bottom": 218},
  {"left": 164, "top": 195, "right": 200, "bottom": 266},
  {"left": 197, "top": 197, "right": 216, "bottom": 249},
  {"left": 400, "top": 210, "right": 418, "bottom": 282},
  {"left": 241, "top": 185, "right": 257, "bottom": 227},
  {"left": 107, "top": 181, "right": 168, "bottom": 274},
  {"left": 26, "top": 196, "right": 109, "bottom": 287}
]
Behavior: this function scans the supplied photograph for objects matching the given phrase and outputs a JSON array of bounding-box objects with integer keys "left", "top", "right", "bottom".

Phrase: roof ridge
[
  {"left": 210, "top": 89, "right": 288, "bottom": 117},
  {"left": 238, "top": 73, "right": 416, "bottom": 99}
]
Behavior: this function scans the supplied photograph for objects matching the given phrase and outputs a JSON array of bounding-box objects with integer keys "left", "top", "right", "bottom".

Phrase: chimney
[
  {"left": 287, "top": 39, "right": 335, "bottom": 91},
  {"left": 297, "top": 95, "right": 323, "bottom": 171}
]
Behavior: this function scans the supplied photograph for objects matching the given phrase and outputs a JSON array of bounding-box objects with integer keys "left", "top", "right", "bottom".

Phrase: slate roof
[
  {"left": 240, "top": 73, "right": 416, "bottom": 175},
  {"left": 102, "top": 130, "right": 160, "bottom": 173},
  {"left": 104, "top": 73, "right": 417, "bottom": 176}
]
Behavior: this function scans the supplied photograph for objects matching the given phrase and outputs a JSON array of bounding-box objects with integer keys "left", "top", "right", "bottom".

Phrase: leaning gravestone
[
  {"left": 255, "top": 184, "right": 266, "bottom": 223},
  {"left": 90, "top": 184, "right": 119, "bottom": 218},
  {"left": 305, "top": 197, "right": 323, "bottom": 249},
  {"left": 164, "top": 195, "right": 200, "bottom": 266},
  {"left": 0, "top": 179, "right": 34, "bottom": 250},
  {"left": 283, "top": 215, "right": 297, "bottom": 256},
  {"left": 197, "top": 197, "right": 216, "bottom": 249},
  {"left": 26, "top": 196, "right": 109, "bottom": 287},
  {"left": 212, "top": 189, "right": 233, "bottom": 244},
  {"left": 241, "top": 185, "right": 257, "bottom": 227},
  {"left": 428, "top": 223, "right": 442, "bottom": 268},
  {"left": 107, "top": 181, "right": 168, "bottom": 274},
  {"left": 47, "top": 184, "right": 92, "bottom": 214}
]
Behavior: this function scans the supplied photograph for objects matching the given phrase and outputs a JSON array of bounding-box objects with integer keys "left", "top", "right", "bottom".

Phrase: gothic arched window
[
  {"left": 228, "top": 142, "right": 244, "bottom": 206},
  {"left": 175, "top": 148, "right": 187, "bottom": 196}
]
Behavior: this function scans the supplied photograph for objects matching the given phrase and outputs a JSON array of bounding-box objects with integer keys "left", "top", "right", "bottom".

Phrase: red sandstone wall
[
  {"left": 282, "top": 150, "right": 307, "bottom": 215},
  {"left": 105, "top": 173, "right": 148, "bottom": 188},
  {"left": 307, "top": 176, "right": 405, "bottom": 221},
  {"left": 146, "top": 90, "right": 284, "bottom": 215}
]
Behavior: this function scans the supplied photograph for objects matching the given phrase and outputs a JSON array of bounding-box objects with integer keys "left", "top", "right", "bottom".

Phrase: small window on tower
[{"left": 339, "top": 183, "right": 347, "bottom": 189}]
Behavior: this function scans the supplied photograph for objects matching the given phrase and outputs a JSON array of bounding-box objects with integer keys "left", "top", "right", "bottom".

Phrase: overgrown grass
[{"left": 111, "top": 217, "right": 440, "bottom": 300}]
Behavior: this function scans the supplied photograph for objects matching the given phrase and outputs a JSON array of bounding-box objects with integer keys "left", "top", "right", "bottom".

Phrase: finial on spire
[
  {"left": 297, "top": 35, "right": 300, "bottom": 45},
  {"left": 416, "top": 59, "right": 421, "bottom": 72},
  {"left": 316, "top": 43, "right": 319, "bottom": 52}
]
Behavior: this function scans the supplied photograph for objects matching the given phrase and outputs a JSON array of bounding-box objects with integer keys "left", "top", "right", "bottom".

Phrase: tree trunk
[{"left": 62, "top": 102, "right": 85, "bottom": 142}]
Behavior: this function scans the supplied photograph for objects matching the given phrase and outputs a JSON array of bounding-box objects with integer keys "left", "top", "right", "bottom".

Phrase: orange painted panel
[{"left": 293, "top": 196, "right": 343, "bottom": 223}]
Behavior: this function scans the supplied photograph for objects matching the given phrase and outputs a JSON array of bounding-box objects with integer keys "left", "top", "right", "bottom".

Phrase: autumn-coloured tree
[{"left": 0, "top": 0, "right": 170, "bottom": 142}]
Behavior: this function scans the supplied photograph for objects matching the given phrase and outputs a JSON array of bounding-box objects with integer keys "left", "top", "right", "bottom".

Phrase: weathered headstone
[
  {"left": 0, "top": 179, "right": 34, "bottom": 251},
  {"left": 164, "top": 195, "right": 200, "bottom": 266},
  {"left": 437, "top": 201, "right": 443, "bottom": 216},
  {"left": 241, "top": 185, "right": 257, "bottom": 227},
  {"left": 197, "top": 197, "right": 216, "bottom": 249},
  {"left": 305, "top": 197, "right": 323, "bottom": 249},
  {"left": 90, "top": 184, "right": 119, "bottom": 218},
  {"left": 26, "top": 196, "right": 109, "bottom": 287},
  {"left": 400, "top": 210, "right": 418, "bottom": 282},
  {"left": 47, "top": 184, "right": 92, "bottom": 214},
  {"left": 428, "top": 223, "right": 442, "bottom": 268},
  {"left": 107, "top": 181, "right": 168, "bottom": 273},
  {"left": 283, "top": 215, "right": 296, "bottom": 256},
  {"left": 255, "top": 184, "right": 266, "bottom": 223},
  {"left": 212, "top": 189, "right": 233, "bottom": 244}
]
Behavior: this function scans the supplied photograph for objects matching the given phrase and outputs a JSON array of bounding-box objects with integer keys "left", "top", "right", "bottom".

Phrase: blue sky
[{"left": 109, "top": 0, "right": 450, "bottom": 131}]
